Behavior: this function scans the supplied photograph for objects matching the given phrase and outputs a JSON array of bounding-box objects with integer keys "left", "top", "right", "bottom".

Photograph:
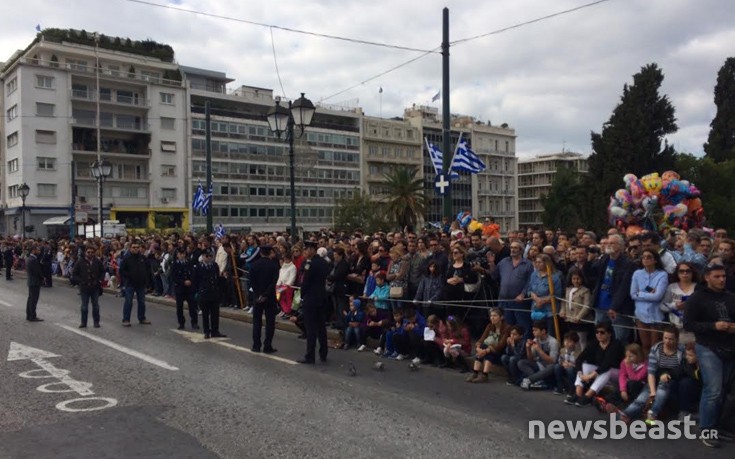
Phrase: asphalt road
[{"left": 0, "top": 277, "right": 728, "bottom": 458}]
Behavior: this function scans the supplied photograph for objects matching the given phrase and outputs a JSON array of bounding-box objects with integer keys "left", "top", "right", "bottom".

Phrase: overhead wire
[
  {"left": 270, "top": 27, "right": 287, "bottom": 99},
  {"left": 122, "top": 0, "right": 438, "bottom": 54}
]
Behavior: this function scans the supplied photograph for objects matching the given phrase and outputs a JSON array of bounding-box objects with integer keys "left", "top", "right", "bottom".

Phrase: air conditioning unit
[
  {"left": 79, "top": 196, "right": 87, "bottom": 203},
  {"left": 160, "top": 197, "right": 169, "bottom": 204}
]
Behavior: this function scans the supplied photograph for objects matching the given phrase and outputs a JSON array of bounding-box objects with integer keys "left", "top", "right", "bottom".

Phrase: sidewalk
[{"left": 13, "top": 270, "right": 339, "bottom": 339}]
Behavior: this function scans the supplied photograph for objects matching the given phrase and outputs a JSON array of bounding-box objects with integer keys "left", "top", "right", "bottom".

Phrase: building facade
[
  {"left": 0, "top": 30, "right": 189, "bottom": 237},
  {"left": 517, "top": 151, "right": 588, "bottom": 228}
]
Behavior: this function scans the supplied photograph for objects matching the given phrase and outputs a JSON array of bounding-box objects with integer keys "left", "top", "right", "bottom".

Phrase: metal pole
[
  {"left": 98, "top": 176, "right": 104, "bottom": 237},
  {"left": 288, "top": 101, "right": 297, "bottom": 240},
  {"left": 95, "top": 33, "right": 102, "bottom": 238},
  {"left": 21, "top": 197, "right": 26, "bottom": 240},
  {"left": 70, "top": 161, "right": 76, "bottom": 240},
  {"left": 205, "top": 101, "right": 213, "bottom": 233},
  {"left": 441, "top": 7, "right": 452, "bottom": 221}
]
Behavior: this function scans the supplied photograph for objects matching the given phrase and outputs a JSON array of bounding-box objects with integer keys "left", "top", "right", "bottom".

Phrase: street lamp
[
  {"left": 19, "top": 183, "right": 30, "bottom": 240},
  {"left": 90, "top": 159, "right": 112, "bottom": 237},
  {"left": 266, "top": 93, "right": 315, "bottom": 240}
]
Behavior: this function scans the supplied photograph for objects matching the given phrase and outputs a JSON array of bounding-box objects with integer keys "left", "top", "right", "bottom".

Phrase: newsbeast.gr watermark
[{"left": 529, "top": 415, "right": 719, "bottom": 440}]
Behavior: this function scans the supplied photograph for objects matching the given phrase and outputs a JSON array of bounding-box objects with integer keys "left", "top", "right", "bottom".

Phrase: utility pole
[{"left": 205, "top": 101, "right": 213, "bottom": 233}]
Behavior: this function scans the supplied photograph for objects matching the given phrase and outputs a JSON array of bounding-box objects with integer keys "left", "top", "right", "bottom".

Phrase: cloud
[{"left": 4, "top": 0, "right": 734, "bottom": 159}]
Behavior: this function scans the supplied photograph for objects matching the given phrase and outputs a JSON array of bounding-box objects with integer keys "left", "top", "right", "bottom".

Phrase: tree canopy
[{"left": 704, "top": 57, "right": 735, "bottom": 162}]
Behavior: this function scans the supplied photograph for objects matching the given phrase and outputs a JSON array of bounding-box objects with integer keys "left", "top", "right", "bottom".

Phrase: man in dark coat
[
  {"left": 249, "top": 245, "right": 280, "bottom": 353},
  {"left": 119, "top": 241, "right": 150, "bottom": 326},
  {"left": 298, "top": 241, "right": 330, "bottom": 364},
  {"left": 4, "top": 242, "right": 14, "bottom": 280},
  {"left": 25, "top": 243, "right": 43, "bottom": 322},
  {"left": 194, "top": 249, "right": 226, "bottom": 339},
  {"left": 72, "top": 245, "right": 105, "bottom": 328},
  {"left": 171, "top": 248, "right": 198, "bottom": 330}
]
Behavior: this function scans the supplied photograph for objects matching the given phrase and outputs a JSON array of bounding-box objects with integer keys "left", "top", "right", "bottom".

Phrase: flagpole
[
  {"left": 448, "top": 131, "right": 463, "bottom": 173},
  {"left": 441, "top": 7, "right": 452, "bottom": 221},
  {"left": 205, "top": 101, "right": 213, "bottom": 233}
]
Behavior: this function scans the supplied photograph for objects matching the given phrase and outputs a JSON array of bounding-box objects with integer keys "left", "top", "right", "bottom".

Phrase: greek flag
[
  {"left": 425, "top": 138, "right": 458, "bottom": 178},
  {"left": 431, "top": 91, "right": 440, "bottom": 102},
  {"left": 201, "top": 183, "right": 213, "bottom": 216},
  {"left": 215, "top": 223, "right": 225, "bottom": 239},
  {"left": 451, "top": 134, "right": 486, "bottom": 174},
  {"left": 193, "top": 182, "right": 205, "bottom": 214}
]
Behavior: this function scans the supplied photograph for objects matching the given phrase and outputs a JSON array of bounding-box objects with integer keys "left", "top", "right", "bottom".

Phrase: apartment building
[
  {"left": 517, "top": 151, "right": 588, "bottom": 228},
  {"left": 0, "top": 29, "right": 188, "bottom": 237},
  {"left": 184, "top": 67, "right": 363, "bottom": 233}
]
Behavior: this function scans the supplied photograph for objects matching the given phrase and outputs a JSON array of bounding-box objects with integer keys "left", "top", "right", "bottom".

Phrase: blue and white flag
[
  {"left": 193, "top": 181, "right": 204, "bottom": 214},
  {"left": 215, "top": 223, "right": 225, "bottom": 239},
  {"left": 35, "top": 24, "right": 41, "bottom": 32},
  {"left": 451, "top": 134, "right": 486, "bottom": 174},
  {"left": 425, "top": 138, "right": 458, "bottom": 178},
  {"left": 201, "top": 183, "right": 213, "bottom": 216},
  {"left": 431, "top": 91, "right": 441, "bottom": 102}
]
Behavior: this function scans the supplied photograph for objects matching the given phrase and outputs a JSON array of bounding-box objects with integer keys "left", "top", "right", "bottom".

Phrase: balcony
[
  {"left": 71, "top": 117, "right": 150, "bottom": 133},
  {"left": 71, "top": 89, "right": 151, "bottom": 108}
]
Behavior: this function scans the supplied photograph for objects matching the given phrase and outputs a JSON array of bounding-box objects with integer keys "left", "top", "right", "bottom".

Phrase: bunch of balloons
[
  {"left": 456, "top": 211, "right": 500, "bottom": 237},
  {"left": 608, "top": 171, "right": 705, "bottom": 233}
]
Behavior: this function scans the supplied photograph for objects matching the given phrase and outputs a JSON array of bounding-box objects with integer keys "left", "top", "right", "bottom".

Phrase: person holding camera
[{"left": 249, "top": 245, "right": 280, "bottom": 353}]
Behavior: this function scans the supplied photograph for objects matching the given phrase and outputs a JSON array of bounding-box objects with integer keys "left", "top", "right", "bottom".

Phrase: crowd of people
[{"left": 2, "top": 223, "right": 734, "bottom": 447}]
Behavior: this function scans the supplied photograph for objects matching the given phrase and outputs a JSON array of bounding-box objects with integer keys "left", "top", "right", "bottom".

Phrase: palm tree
[{"left": 382, "top": 166, "right": 426, "bottom": 229}]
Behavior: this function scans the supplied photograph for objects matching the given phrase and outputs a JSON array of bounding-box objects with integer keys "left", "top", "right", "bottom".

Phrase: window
[
  {"left": 108, "top": 65, "right": 120, "bottom": 77},
  {"left": 111, "top": 186, "right": 147, "bottom": 198},
  {"left": 8, "top": 185, "right": 19, "bottom": 198},
  {"left": 7, "top": 131, "right": 19, "bottom": 147},
  {"left": 67, "top": 59, "right": 88, "bottom": 71},
  {"left": 161, "top": 165, "right": 176, "bottom": 177},
  {"left": 140, "top": 71, "right": 161, "bottom": 83},
  {"left": 37, "top": 157, "right": 56, "bottom": 170},
  {"left": 161, "top": 141, "right": 177, "bottom": 153},
  {"left": 8, "top": 159, "right": 19, "bottom": 173},
  {"left": 161, "top": 188, "right": 176, "bottom": 199},
  {"left": 160, "top": 93, "right": 174, "bottom": 104},
  {"left": 37, "top": 183, "right": 57, "bottom": 197},
  {"left": 160, "top": 117, "right": 175, "bottom": 130},
  {"left": 35, "top": 75, "right": 54, "bottom": 89},
  {"left": 7, "top": 105, "right": 18, "bottom": 120},
  {"left": 6, "top": 77, "right": 17, "bottom": 94},
  {"left": 36, "top": 102, "right": 55, "bottom": 117},
  {"left": 505, "top": 141, "right": 509, "bottom": 153}
]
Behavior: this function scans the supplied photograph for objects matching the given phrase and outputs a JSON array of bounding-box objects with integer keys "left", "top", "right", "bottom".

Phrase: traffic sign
[{"left": 75, "top": 212, "right": 88, "bottom": 223}]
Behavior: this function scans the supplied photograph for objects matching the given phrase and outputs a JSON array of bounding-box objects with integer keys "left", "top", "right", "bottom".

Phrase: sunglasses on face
[{"left": 595, "top": 330, "right": 608, "bottom": 335}]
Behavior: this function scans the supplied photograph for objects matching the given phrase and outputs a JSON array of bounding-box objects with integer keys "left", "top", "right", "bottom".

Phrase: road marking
[
  {"left": 0, "top": 299, "right": 15, "bottom": 308},
  {"left": 172, "top": 329, "right": 296, "bottom": 365},
  {"left": 57, "top": 324, "right": 179, "bottom": 371},
  {"left": 7, "top": 342, "right": 60, "bottom": 361},
  {"left": 56, "top": 397, "right": 118, "bottom": 412}
]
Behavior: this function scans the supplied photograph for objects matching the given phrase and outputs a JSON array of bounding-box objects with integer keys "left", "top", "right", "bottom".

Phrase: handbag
[
  {"left": 464, "top": 279, "right": 481, "bottom": 293},
  {"left": 389, "top": 286, "right": 404, "bottom": 298}
]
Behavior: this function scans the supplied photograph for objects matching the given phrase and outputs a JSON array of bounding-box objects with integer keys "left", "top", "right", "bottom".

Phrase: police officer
[
  {"left": 3, "top": 241, "right": 14, "bottom": 281},
  {"left": 249, "top": 245, "right": 280, "bottom": 353},
  {"left": 297, "top": 240, "right": 329, "bottom": 364},
  {"left": 25, "top": 243, "right": 44, "bottom": 322},
  {"left": 194, "top": 249, "right": 226, "bottom": 339},
  {"left": 171, "top": 248, "right": 199, "bottom": 330},
  {"left": 72, "top": 245, "right": 105, "bottom": 328}
]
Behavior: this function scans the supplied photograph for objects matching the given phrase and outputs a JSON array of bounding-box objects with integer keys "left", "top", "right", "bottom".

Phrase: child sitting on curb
[
  {"left": 553, "top": 331, "right": 580, "bottom": 395},
  {"left": 342, "top": 298, "right": 365, "bottom": 350},
  {"left": 501, "top": 326, "right": 526, "bottom": 385},
  {"left": 467, "top": 307, "right": 510, "bottom": 383},
  {"left": 441, "top": 315, "right": 471, "bottom": 373}
]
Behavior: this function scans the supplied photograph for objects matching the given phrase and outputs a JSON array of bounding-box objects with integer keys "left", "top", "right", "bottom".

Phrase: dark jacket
[
  {"left": 327, "top": 258, "right": 350, "bottom": 298},
  {"left": 194, "top": 262, "right": 220, "bottom": 303},
  {"left": 119, "top": 253, "right": 148, "bottom": 288},
  {"left": 301, "top": 255, "right": 329, "bottom": 308},
  {"left": 250, "top": 257, "right": 280, "bottom": 304},
  {"left": 71, "top": 256, "right": 105, "bottom": 293},
  {"left": 591, "top": 254, "right": 636, "bottom": 315},
  {"left": 684, "top": 286, "right": 735, "bottom": 361},
  {"left": 414, "top": 274, "right": 444, "bottom": 303},
  {"left": 26, "top": 254, "right": 43, "bottom": 287},
  {"left": 575, "top": 338, "right": 625, "bottom": 374},
  {"left": 170, "top": 258, "right": 193, "bottom": 291}
]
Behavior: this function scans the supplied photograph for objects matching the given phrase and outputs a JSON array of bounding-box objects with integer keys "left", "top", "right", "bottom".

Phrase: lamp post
[
  {"left": 266, "top": 93, "right": 315, "bottom": 241},
  {"left": 19, "top": 183, "right": 30, "bottom": 240},
  {"left": 90, "top": 159, "right": 112, "bottom": 237}
]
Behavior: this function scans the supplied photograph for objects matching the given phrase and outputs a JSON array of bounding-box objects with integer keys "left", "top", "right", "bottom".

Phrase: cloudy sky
[{"left": 3, "top": 0, "right": 734, "bottom": 157}]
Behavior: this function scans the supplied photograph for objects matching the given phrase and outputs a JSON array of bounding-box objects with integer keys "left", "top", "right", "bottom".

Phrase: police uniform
[
  {"left": 249, "top": 246, "right": 280, "bottom": 353},
  {"left": 298, "top": 241, "right": 329, "bottom": 363},
  {"left": 194, "top": 251, "right": 226, "bottom": 339},
  {"left": 171, "top": 250, "right": 198, "bottom": 330},
  {"left": 25, "top": 246, "right": 44, "bottom": 321}
]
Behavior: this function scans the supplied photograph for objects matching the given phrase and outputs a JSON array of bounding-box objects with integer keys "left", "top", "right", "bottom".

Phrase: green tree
[
  {"left": 704, "top": 57, "right": 735, "bottom": 162},
  {"left": 675, "top": 154, "right": 735, "bottom": 230},
  {"left": 584, "top": 63, "right": 678, "bottom": 229},
  {"left": 382, "top": 166, "right": 427, "bottom": 229},
  {"left": 540, "top": 166, "right": 587, "bottom": 231},
  {"left": 333, "top": 191, "right": 386, "bottom": 234}
]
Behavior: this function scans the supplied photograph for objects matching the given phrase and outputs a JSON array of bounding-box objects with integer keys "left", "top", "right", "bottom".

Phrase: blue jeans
[
  {"left": 623, "top": 380, "right": 677, "bottom": 419},
  {"left": 554, "top": 364, "right": 577, "bottom": 393},
  {"left": 696, "top": 344, "right": 735, "bottom": 429},
  {"left": 501, "top": 354, "right": 521, "bottom": 384},
  {"left": 503, "top": 300, "right": 532, "bottom": 339},
  {"left": 123, "top": 286, "right": 147, "bottom": 322},
  {"left": 594, "top": 310, "right": 633, "bottom": 344},
  {"left": 344, "top": 326, "right": 361, "bottom": 347},
  {"left": 80, "top": 289, "right": 100, "bottom": 325}
]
